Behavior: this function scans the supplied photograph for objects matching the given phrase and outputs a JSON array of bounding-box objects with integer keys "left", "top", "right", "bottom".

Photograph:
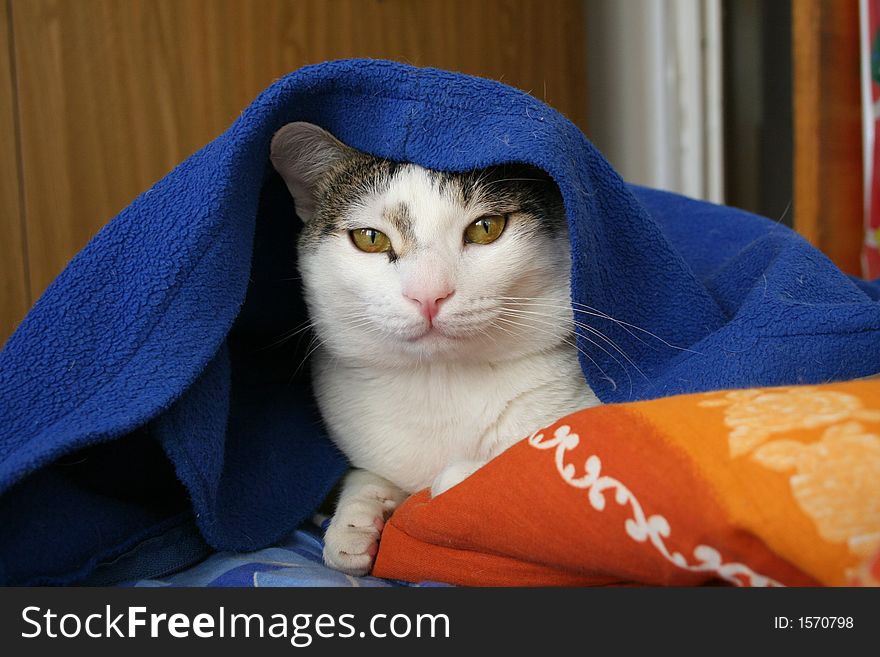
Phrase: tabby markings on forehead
[
  {"left": 382, "top": 202, "right": 415, "bottom": 245},
  {"left": 300, "top": 157, "right": 567, "bottom": 249},
  {"left": 306, "top": 156, "right": 397, "bottom": 239}
]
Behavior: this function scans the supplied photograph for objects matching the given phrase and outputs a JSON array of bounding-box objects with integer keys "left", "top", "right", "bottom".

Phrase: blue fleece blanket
[{"left": 1, "top": 60, "right": 878, "bottom": 585}]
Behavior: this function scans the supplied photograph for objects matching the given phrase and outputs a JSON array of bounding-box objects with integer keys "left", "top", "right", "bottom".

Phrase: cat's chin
[{"left": 395, "top": 330, "right": 529, "bottom": 365}]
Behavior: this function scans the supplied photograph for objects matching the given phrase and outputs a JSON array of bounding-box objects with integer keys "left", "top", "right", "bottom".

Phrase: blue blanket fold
[{"left": 1, "top": 59, "right": 878, "bottom": 585}]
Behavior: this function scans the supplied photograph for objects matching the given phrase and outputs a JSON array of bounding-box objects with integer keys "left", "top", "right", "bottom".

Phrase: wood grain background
[
  {"left": 0, "top": 0, "right": 588, "bottom": 346},
  {"left": 792, "top": 0, "right": 863, "bottom": 277},
  {"left": 0, "top": 4, "right": 29, "bottom": 347}
]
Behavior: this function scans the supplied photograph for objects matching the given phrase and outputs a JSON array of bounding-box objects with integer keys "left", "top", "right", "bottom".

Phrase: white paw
[
  {"left": 357, "top": 482, "right": 404, "bottom": 511},
  {"left": 323, "top": 496, "right": 397, "bottom": 576},
  {"left": 430, "top": 460, "right": 484, "bottom": 498}
]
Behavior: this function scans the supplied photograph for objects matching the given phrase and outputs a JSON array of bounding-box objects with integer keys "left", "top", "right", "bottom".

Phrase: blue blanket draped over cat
[{"left": 1, "top": 60, "right": 879, "bottom": 585}]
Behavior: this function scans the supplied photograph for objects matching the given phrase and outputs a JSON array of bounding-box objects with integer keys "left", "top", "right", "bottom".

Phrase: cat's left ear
[{"left": 270, "top": 122, "right": 354, "bottom": 222}]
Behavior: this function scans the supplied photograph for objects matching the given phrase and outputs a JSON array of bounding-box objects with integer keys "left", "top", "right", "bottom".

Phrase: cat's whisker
[
  {"left": 288, "top": 317, "right": 384, "bottom": 379},
  {"left": 499, "top": 309, "right": 608, "bottom": 362},
  {"left": 493, "top": 315, "right": 617, "bottom": 390},
  {"left": 255, "top": 319, "right": 315, "bottom": 353},
  {"left": 498, "top": 296, "right": 702, "bottom": 355},
  {"left": 499, "top": 307, "right": 648, "bottom": 383},
  {"left": 291, "top": 334, "right": 324, "bottom": 381},
  {"left": 498, "top": 310, "right": 633, "bottom": 393},
  {"left": 572, "top": 322, "right": 648, "bottom": 383},
  {"left": 500, "top": 296, "right": 643, "bottom": 328},
  {"left": 552, "top": 299, "right": 701, "bottom": 354}
]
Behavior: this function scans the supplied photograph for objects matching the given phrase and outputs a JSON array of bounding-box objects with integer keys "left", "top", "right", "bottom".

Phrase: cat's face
[{"left": 271, "top": 122, "right": 573, "bottom": 367}]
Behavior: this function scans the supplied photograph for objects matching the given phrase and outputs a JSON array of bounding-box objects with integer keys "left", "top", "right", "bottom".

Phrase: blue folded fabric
[
  {"left": 1, "top": 59, "right": 878, "bottom": 585},
  {"left": 125, "top": 521, "right": 436, "bottom": 588}
]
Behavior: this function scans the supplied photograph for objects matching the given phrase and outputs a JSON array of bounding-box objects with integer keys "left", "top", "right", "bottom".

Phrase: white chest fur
[{"left": 311, "top": 342, "right": 599, "bottom": 493}]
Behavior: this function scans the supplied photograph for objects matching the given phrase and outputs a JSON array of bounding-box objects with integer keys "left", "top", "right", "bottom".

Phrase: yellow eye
[
  {"left": 350, "top": 228, "right": 392, "bottom": 253},
  {"left": 464, "top": 215, "right": 507, "bottom": 245}
]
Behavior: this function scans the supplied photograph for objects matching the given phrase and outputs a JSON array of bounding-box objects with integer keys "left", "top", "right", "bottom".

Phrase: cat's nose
[{"left": 403, "top": 287, "right": 455, "bottom": 323}]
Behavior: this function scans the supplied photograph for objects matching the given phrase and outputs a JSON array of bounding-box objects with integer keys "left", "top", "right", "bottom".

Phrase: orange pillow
[{"left": 372, "top": 380, "right": 880, "bottom": 586}]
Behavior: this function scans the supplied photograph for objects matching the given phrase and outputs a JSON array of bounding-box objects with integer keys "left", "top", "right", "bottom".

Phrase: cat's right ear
[{"left": 270, "top": 122, "right": 353, "bottom": 222}]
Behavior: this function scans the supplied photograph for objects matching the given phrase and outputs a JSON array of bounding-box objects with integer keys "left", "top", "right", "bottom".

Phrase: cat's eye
[
  {"left": 350, "top": 228, "right": 392, "bottom": 253},
  {"left": 464, "top": 215, "right": 507, "bottom": 245}
]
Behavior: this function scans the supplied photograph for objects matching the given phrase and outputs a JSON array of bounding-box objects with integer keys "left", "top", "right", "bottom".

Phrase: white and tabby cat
[{"left": 271, "top": 122, "right": 599, "bottom": 575}]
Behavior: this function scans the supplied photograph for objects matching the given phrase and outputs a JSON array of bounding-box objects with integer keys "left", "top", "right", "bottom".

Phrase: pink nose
[{"left": 404, "top": 288, "right": 454, "bottom": 323}]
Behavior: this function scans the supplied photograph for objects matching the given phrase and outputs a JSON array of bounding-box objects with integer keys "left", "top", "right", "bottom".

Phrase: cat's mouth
[
  {"left": 403, "top": 312, "right": 498, "bottom": 344},
  {"left": 406, "top": 325, "right": 449, "bottom": 342}
]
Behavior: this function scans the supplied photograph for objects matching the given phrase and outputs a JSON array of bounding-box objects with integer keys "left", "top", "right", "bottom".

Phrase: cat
[{"left": 270, "top": 122, "right": 600, "bottom": 575}]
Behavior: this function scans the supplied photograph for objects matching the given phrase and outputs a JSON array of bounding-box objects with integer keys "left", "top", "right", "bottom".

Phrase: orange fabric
[{"left": 372, "top": 380, "right": 880, "bottom": 586}]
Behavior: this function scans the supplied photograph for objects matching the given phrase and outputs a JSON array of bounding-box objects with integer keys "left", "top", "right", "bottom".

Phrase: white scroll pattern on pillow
[{"left": 528, "top": 424, "right": 783, "bottom": 587}]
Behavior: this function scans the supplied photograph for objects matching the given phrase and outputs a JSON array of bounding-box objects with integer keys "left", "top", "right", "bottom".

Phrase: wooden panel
[
  {"left": 0, "top": 4, "right": 29, "bottom": 347},
  {"left": 792, "top": 0, "right": 863, "bottom": 276},
  {"left": 10, "top": 0, "right": 587, "bottom": 301}
]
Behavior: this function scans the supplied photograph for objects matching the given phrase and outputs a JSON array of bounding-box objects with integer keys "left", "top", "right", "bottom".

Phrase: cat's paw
[
  {"left": 322, "top": 500, "right": 387, "bottom": 576},
  {"left": 357, "top": 482, "right": 405, "bottom": 511},
  {"left": 430, "top": 460, "right": 484, "bottom": 497}
]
